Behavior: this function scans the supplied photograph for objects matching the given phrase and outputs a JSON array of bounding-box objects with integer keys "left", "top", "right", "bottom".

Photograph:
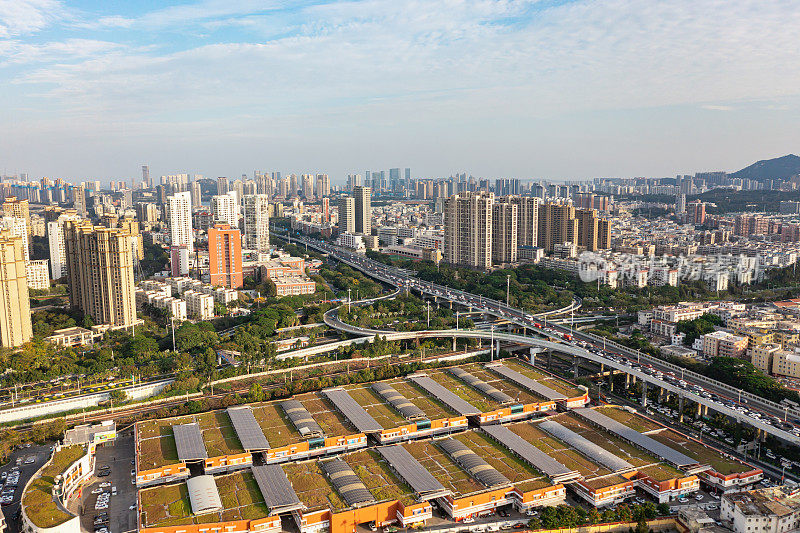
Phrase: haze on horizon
[{"left": 1, "top": 0, "right": 800, "bottom": 184}]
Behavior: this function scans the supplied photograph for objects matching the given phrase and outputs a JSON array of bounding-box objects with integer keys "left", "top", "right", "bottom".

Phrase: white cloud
[
  {"left": 701, "top": 105, "right": 734, "bottom": 111},
  {"left": 0, "top": 0, "right": 65, "bottom": 37}
]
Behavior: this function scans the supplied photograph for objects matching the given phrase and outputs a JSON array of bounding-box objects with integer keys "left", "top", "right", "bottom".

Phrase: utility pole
[
  {"left": 506, "top": 275, "right": 510, "bottom": 307},
  {"left": 456, "top": 311, "right": 459, "bottom": 330},
  {"left": 348, "top": 288, "right": 351, "bottom": 313},
  {"left": 171, "top": 317, "right": 177, "bottom": 352},
  {"left": 427, "top": 301, "right": 430, "bottom": 329}
]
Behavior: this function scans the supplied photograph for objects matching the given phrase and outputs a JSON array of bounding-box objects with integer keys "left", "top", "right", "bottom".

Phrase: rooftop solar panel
[
  {"left": 172, "top": 423, "right": 208, "bottom": 461},
  {"left": 487, "top": 364, "right": 566, "bottom": 401},
  {"left": 438, "top": 438, "right": 511, "bottom": 488},
  {"left": 376, "top": 445, "right": 450, "bottom": 499},
  {"left": 323, "top": 388, "right": 384, "bottom": 433},
  {"left": 321, "top": 458, "right": 376, "bottom": 507},
  {"left": 450, "top": 368, "right": 514, "bottom": 404},
  {"left": 408, "top": 374, "right": 481, "bottom": 416},
  {"left": 575, "top": 408, "right": 697, "bottom": 468},
  {"left": 227, "top": 406, "right": 271, "bottom": 451},
  {"left": 372, "top": 382, "right": 426, "bottom": 420},
  {"left": 538, "top": 420, "right": 634, "bottom": 472},
  {"left": 251, "top": 465, "right": 303, "bottom": 514},
  {"left": 481, "top": 424, "right": 580, "bottom": 482},
  {"left": 281, "top": 399, "right": 324, "bottom": 438}
]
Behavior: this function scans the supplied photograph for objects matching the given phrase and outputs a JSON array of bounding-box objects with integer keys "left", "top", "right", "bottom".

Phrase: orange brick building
[{"left": 209, "top": 223, "right": 243, "bottom": 289}]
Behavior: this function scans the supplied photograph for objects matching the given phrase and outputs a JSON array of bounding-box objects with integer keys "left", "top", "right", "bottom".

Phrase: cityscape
[{"left": 2, "top": 3, "right": 800, "bottom": 533}]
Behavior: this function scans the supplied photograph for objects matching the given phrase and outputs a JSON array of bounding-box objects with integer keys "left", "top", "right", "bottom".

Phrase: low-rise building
[
  {"left": 721, "top": 486, "right": 800, "bottom": 533},
  {"left": 26, "top": 259, "right": 50, "bottom": 290},
  {"left": 183, "top": 290, "right": 215, "bottom": 320},
  {"left": 702, "top": 330, "right": 748, "bottom": 358}
]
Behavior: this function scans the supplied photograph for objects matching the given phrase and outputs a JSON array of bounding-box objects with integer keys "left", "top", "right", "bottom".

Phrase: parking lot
[
  {"left": 69, "top": 428, "right": 137, "bottom": 533},
  {"left": 0, "top": 443, "right": 52, "bottom": 533}
]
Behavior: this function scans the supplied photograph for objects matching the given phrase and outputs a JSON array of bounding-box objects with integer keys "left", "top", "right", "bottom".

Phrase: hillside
[{"left": 730, "top": 154, "right": 800, "bottom": 181}]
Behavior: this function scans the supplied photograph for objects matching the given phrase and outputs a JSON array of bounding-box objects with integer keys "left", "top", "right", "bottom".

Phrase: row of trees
[{"left": 532, "top": 502, "right": 669, "bottom": 530}]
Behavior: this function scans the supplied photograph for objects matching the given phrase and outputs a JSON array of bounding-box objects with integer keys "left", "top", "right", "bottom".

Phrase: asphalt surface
[
  {"left": 69, "top": 428, "right": 138, "bottom": 533},
  {"left": 0, "top": 443, "right": 53, "bottom": 533}
]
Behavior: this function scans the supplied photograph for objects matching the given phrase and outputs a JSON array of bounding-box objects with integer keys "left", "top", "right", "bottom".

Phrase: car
[
  {"left": 99, "top": 482, "right": 111, "bottom": 488},
  {"left": 463, "top": 517, "right": 475, "bottom": 523},
  {"left": 131, "top": 469, "right": 135, "bottom": 476},
  {"left": 368, "top": 522, "right": 377, "bottom": 531},
  {"left": 129, "top": 504, "right": 137, "bottom": 510},
  {"left": 695, "top": 495, "right": 704, "bottom": 501},
  {"left": 91, "top": 488, "right": 103, "bottom": 495},
  {"left": 711, "top": 493, "right": 720, "bottom": 499}
]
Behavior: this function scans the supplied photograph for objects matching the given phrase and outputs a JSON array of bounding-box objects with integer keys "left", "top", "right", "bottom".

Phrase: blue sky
[{"left": 1, "top": 0, "right": 799, "bottom": 184}]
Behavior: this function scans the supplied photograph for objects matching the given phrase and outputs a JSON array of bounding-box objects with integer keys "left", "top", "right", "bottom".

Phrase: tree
[
  {"left": 656, "top": 503, "right": 671, "bottom": 516},
  {"left": 248, "top": 382, "right": 265, "bottom": 403},
  {"left": 635, "top": 517, "right": 649, "bottom": 533}
]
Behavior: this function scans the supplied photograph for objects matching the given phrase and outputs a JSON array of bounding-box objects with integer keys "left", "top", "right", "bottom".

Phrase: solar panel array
[
  {"left": 438, "top": 438, "right": 510, "bottom": 488},
  {"left": 575, "top": 408, "right": 697, "bottom": 467},
  {"left": 538, "top": 420, "right": 634, "bottom": 472},
  {"left": 487, "top": 364, "right": 566, "bottom": 401},
  {"left": 281, "top": 399, "right": 324, "bottom": 437},
  {"left": 450, "top": 368, "right": 514, "bottom": 404},
  {"left": 408, "top": 374, "right": 481, "bottom": 416},
  {"left": 172, "top": 423, "right": 208, "bottom": 461},
  {"left": 251, "top": 465, "right": 303, "bottom": 514},
  {"left": 372, "top": 383, "right": 426, "bottom": 420},
  {"left": 227, "top": 406, "right": 271, "bottom": 451},
  {"left": 376, "top": 445, "right": 450, "bottom": 499},
  {"left": 323, "top": 388, "right": 384, "bottom": 433},
  {"left": 320, "top": 458, "right": 376, "bottom": 507},
  {"left": 481, "top": 424, "right": 579, "bottom": 481}
]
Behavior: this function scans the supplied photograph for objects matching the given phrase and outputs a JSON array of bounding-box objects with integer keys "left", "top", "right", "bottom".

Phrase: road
[
  {"left": 277, "top": 231, "right": 800, "bottom": 444},
  {"left": 0, "top": 443, "right": 52, "bottom": 533}
]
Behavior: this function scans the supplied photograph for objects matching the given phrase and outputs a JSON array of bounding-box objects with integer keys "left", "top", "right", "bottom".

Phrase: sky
[{"left": 1, "top": 0, "right": 800, "bottom": 185}]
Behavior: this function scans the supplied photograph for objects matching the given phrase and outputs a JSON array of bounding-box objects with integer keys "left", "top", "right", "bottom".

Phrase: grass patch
[{"left": 22, "top": 446, "right": 85, "bottom": 529}]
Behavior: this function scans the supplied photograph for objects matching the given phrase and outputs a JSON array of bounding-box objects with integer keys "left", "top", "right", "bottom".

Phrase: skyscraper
[
  {"left": 0, "top": 230, "right": 32, "bottom": 347},
  {"left": 316, "top": 174, "right": 330, "bottom": 197},
  {"left": 444, "top": 192, "right": 493, "bottom": 269},
  {"left": 208, "top": 224, "right": 243, "bottom": 289},
  {"left": 243, "top": 194, "right": 270, "bottom": 252},
  {"left": 338, "top": 196, "right": 355, "bottom": 234},
  {"left": 63, "top": 221, "right": 137, "bottom": 328},
  {"left": 142, "top": 165, "right": 150, "bottom": 188},
  {"left": 167, "top": 191, "right": 193, "bottom": 253},
  {"left": 577, "top": 208, "right": 601, "bottom": 251},
  {"left": 3, "top": 196, "right": 31, "bottom": 236},
  {"left": 302, "top": 174, "right": 314, "bottom": 199},
  {"left": 353, "top": 186, "right": 371, "bottom": 235}
]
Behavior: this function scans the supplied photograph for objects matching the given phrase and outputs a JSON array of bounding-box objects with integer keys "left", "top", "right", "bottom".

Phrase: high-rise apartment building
[
  {"left": 3, "top": 196, "right": 31, "bottom": 236},
  {"left": 492, "top": 201, "right": 518, "bottom": 264},
  {"left": 346, "top": 174, "right": 361, "bottom": 191},
  {"left": 509, "top": 196, "right": 539, "bottom": 248},
  {"left": 211, "top": 192, "right": 238, "bottom": 228},
  {"left": 444, "top": 192, "right": 493, "bottom": 269},
  {"left": 353, "top": 186, "right": 372, "bottom": 235},
  {"left": 243, "top": 194, "right": 270, "bottom": 252},
  {"left": 0, "top": 230, "right": 32, "bottom": 347},
  {"left": 167, "top": 191, "right": 193, "bottom": 253},
  {"left": 316, "top": 174, "right": 330, "bottom": 197},
  {"left": 302, "top": 174, "right": 314, "bottom": 199},
  {"left": 208, "top": 224, "right": 243, "bottom": 289},
  {"left": 538, "top": 202, "right": 577, "bottom": 252},
  {"left": 676, "top": 193, "right": 686, "bottom": 214},
  {"left": 338, "top": 197, "right": 355, "bottom": 234},
  {"left": 73, "top": 184, "right": 87, "bottom": 216},
  {"left": 577, "top": 208, "right": 601, "bottom": 252},
  {"left": 688, "top": 200, "right": 706, "bottom": 225},
  {"left": 217, "top": 176, "right": 229, "bottom": 195},
  {"left": 47, "top": 213, "right": 81, "bottom": 279},
  {"left": 63, "top": 221, "right": 137, "bottom": 328},
  {"left": 191, "top": 181, "right": 202, "bottom": 209}
]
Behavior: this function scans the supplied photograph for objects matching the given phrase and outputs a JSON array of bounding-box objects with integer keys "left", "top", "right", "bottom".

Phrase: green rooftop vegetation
[
  {"left": 596, "top": 406, "right": 663, "bottom": 433},
  {"left": 140, "top": 472, "right": 268, "bottom": 528},
  {"left": 348, "top": 450, "right": 416, "bottom": 505},
  {"left": 649, "top": 429, "right": 753, "bottom": 475},
  {"left": 501, "top": 359, "right": 585, "bottom": 398},
  {"left": 403, "top": 440, "right": 484, "bottom": 496},
  {"left": 22, "top": 445, "right": 85, "bottom": 529}
]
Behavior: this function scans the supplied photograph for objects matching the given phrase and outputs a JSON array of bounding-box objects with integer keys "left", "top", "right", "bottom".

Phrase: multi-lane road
[{"left": 276, "top": 230, "right": 800, "bottom": 444}]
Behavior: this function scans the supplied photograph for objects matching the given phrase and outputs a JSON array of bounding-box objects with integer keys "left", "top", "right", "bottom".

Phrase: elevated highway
[{"left": 275, "top": 230, "right": 800, "bottom": 442}]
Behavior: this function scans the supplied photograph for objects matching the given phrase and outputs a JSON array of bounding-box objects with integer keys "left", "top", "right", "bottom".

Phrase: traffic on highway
[{"left": 278, "top": 230, "right": 800, "bottom": 445}]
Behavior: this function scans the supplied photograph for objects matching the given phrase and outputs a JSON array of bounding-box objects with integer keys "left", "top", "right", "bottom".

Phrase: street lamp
[{"left": 506, "top": 275, "right": 510, "bottom": 307}]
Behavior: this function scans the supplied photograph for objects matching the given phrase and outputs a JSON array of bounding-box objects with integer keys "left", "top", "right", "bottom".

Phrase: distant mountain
[{"left": 730, "top": 154, "right": 800, "bottom": 181}]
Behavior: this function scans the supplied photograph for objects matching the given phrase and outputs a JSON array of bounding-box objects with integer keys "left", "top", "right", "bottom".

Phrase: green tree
[{"left": 248, "top": 382, "right": 265, "bottom": 402}]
